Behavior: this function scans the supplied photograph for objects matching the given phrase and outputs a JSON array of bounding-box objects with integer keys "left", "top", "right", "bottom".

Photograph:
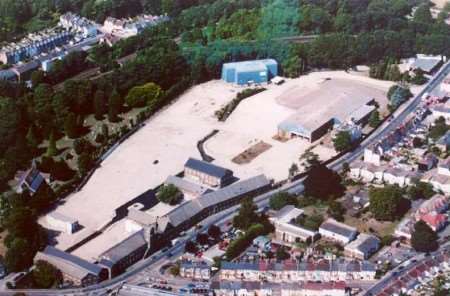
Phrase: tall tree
[
  {"left": 108, "top": 89, "right": 122, "bottom": 123},
  {"left": 45, "top": 131, "right": 57, "bottom": 157},
  {"left": 63, "top": 113, "right": 79, "bottom": 139},
  {"left": 233, "top": 198, "right": 259, "bottom": 230},
  {"left": 93, "top": 90, "right": 106, "bottom": 120},
  {"left": 411, "top": 220, "right": 438, "bottom": 252},
  {"left": 303, "top": 164, "right": 345, "bottom": 200}
]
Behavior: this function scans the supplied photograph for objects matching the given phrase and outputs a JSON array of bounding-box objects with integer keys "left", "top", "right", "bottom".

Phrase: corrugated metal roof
[{"left": 35, "top": 246, "right": 103, "bottom": 280}]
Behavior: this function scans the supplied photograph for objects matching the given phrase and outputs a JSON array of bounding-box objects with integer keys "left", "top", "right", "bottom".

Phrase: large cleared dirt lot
[{"left": 42, "top": 71, "right": 393, "bottom": 250}]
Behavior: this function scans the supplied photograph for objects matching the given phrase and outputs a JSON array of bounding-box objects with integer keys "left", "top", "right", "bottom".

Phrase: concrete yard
[{"left": 41, "top": 71, "right": 393, "bottom": 251}]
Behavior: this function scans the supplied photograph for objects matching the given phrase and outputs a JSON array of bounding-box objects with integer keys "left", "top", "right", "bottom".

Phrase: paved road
[
  {"left": 2, "top": 179, "right": 303, "bottom": 296},
  {"left": 363, "top": 244, "right": 450, "bottom": 296},
  {"left": 5, "top": 61, "right": 450, "bottom": 296}
]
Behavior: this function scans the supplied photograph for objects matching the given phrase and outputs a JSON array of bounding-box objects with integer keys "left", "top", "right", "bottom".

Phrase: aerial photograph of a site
[{"left": 3, "top": 0, "right": 450, "bottom": 295}]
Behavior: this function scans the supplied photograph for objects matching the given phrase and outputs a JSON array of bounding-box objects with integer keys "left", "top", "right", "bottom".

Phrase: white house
[
  {"left": 319, "top": 219, "right": 358, "bottom": 245},
  {"left": 270, "top": 205, "right": 318, "bottom": 244},
  {"left": 344, "top": 233, "right": 380, "bottom": 260}
]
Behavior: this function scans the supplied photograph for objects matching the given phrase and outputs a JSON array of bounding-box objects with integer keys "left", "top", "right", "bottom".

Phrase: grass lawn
[{"left": 344, "top": 213, "right": 399, "bottom": 238}]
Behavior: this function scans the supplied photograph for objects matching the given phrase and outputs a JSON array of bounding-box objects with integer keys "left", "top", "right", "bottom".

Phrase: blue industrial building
[{"left": 221, "top": 59, "right": 278, "bottom": 85}]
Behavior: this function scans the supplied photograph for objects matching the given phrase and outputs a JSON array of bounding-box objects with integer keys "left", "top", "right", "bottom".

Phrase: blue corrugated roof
[{"left": 184, "top": 158, "right": 232, "bottom": 179}]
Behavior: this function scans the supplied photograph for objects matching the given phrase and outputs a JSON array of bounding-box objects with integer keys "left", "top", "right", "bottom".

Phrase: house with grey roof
[
  {"left": 410, "top": 54, "right": 443, "bottom": 75},
  {"left": 344, "top": 233, "right": 380, "bottom": 260},
  {"left": 34, "top": 246, "right": 107, "bottom": 286},
  {"left": 319, "top": 218, "right": 358, "bottom": 245},
  {"left": 184, "top": 158, "right": 234, "bottom": 188},
  {"left": 270, "top": 205, "right": 318, "bottom": 244},
  {"left": 98, "top": 230, "right": 148, "bottom": 278}
]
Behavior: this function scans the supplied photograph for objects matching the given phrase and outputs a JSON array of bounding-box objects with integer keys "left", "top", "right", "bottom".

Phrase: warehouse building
[
  {"left": 277, "top": 100, "right": 375, "bottom": 143},
  {"left": 34, "top": 246, "right": 107, "bottom": 286},
  {"left": 221, "top": 59, "right": 278, "bottom": 85},
  {"left": 184, "top": 158, "right": 234, "bottom": 188}
]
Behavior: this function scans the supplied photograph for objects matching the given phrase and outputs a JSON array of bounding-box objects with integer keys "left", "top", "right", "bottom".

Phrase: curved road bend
[{"left": 6, "top": 62, "right": 450, "bottom": 296}]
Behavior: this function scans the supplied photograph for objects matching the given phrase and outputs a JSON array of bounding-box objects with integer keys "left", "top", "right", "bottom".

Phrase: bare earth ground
[
  {"left": 41, "top": 71, "right": 394, "bottom": 252},
  {"left": 232, "top": 141, "right": 272, "bottom": 164}
]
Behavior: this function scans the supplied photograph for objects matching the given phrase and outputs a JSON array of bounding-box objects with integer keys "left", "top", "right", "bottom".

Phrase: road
[
  {"left": 363, "top": 244, "right": 450, "bottom": 296},
  {"left": 330, "top": 60, "right": 450, "bottom": 170},
  {"left": 2, "top": 179, "right": 303, "bottom": 296},
  {"left": 5, "top": 62, "right": 450, "bottom": 296}
]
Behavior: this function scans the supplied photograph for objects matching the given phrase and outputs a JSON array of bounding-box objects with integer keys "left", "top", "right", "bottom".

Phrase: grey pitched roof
[
  {"left": 184, "top": 158, "right": 232, "bottom": 179},
  {"left": 345, "top": 233, "right": 380, "bottom": 255},
  {"left": 165, "top": 175, "right": 270, "bottom": 227},
  {"left": 165, "top": 175, "right": 210, "bottom": 196},
  {"left": 319, "top": 218, "right": 357, "bottom": 239},
  {"left": 35, "top": 246, "right": 103, "bottom": 280},
  {"left": 412, "top": 58, "right": 441, "bottom": 73},
  {"left": 100, "top": 230, "right": 147, "bottom": 264}
]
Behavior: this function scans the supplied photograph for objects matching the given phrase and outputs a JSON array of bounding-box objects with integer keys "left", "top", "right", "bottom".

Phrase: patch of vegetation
[
  {"left": 215, "top": 88, "right": 266, "bottom": 121},
  {"left": 157, "top": 184, "right": 183, "bottom": 205}
]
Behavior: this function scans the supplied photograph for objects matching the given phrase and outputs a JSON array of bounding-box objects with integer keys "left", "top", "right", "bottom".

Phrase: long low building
[
  {"left": 270, "top": 205, "right": 318, "bottom": 244},
  {"left": 211, "top": 281, "right": 347, "bottom": 296},
  {"left": 221, "top": 59, "right": 278, "bottom": 85},
  {"left": 344, "top": 233, "right": 380, "bottom": 260},
  {"left": 34, "top": 246, "right": 107, "bottom": 286},
  {"left": 218, "top": 259, "right": 376, "bottom": 282},
  {"left": 319, "top": 218, "right": 358, "bottom": 245}
]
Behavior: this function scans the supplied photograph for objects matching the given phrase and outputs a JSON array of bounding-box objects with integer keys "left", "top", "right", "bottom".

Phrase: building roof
[
  {"left": 223, "top": 59, "right": 277, "bottom": 73},
  {"left": 99, "top": 230, "right": 146, "bottom": 264},
  {"left": 272, "top": 205, "right": 304, "bottom": 223},
  {"left": 184, "top": 158, "right": 232, "bottom": 179},
  {"left": 419, "top": 213, "right": 447, "bottom": 228},
  {"left": 17, "top": 167, "right": 45, "bottom": 193},
  {"left": 165, "top": 174, "right": 270, "bottom": 227},
  {"left": 416, "top": 194, "right": 448, "bottom": 215},
  {"left": 35, "top": 246, "right": 103, "bottom": 280},
  {"left": 344, "top": 233, "right": 380, "bottom": 255},
  {"left": 348, "top": 104, "right": 376, "bottom": 122},
  {"left": 411, "top": 57, "right": 442, "bottom": 73},
  {"left": 319, "top": 218, "right": 358, "bottom": 239},
  {"left": 47, "top": 212, "right": 78, "bottom": 224},
  {"left": 165, "top": 175, "right": 210, "bottom": 196}
]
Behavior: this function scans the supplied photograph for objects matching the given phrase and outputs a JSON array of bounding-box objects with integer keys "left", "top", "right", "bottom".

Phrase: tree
[
  {"left": 185, "top": 240, "right": 198, "bottom": 254},
  {"left": 232, "top": 198, "right": 258, "bottom": 230},
  {"left": 45, "top": 131, "right": 57, "bottom": 157},
  {"left": 288, "top": 163, "right": 299, "bottom": 178},
  {"left": 275, "top": 246, "right": 290, "bottom": 261},
  {"left": 196, "top": 233, "right": 209, "bottom": 245},
  {"left": 26, "top": 125, "right": 40, "bottom": 150},
  {"left": 412, "top": 137, "right": 423, "bottom": 148},
  {"left": 369, "top": 185, "right": 408, "bottom": 221},
  {"left": 411, "top": 220, "right": 438, "bottom": 252},
  {"left": 327, "top": 200, "right": 346, "bottom": 221},
  {"left": 414, "top": 4, "right": 433, "bottom": 24},
  {"left": 125, "top": 82, "right": 162, "bottom": 108},
  {"left": 407, "top": 182, "right": 435, "bottom": 200},
  {"left": 303, "top": 164, "right": 345, "bottom": 200},
  {"left": 269, "top": 192, "right": 297, "bottom": 210},
  {"left": 32, "top": 260, "right": 62, "bottom": 288},
  {"left": 77, "top": 151, "right": 93, "bottom": 175},
  {"left": 4, "top": 237, "right": 34, "bottom": 272},
  {"left": 300, "top": 150, "right": 320, "bottom": 169},
  {"left": 368, "top": 110, "right": 381, "bottom": 128},
  {"left": 108, "top": 89, "right": 122, "bottom": 123},
  {"left": 295, "top": 213, "right": 324, "bottom": 231},
  {"left": 429, "top": 116, "right": 449, "bottom": 140},
  {"left": 93, "top": 90, "right": 106, "bottom": 120},
  {"left": 208, "top": 225, "right": 221, "bottom": 239},
  {"left": 157, "top": 184, "right": 182, "bottom": 205},
  {"left": 63, "top": 113, "right": 79, "bottom": 139},
  {"left": 333, "top": 131, "right": 352, "bottom": 152},
  {"left": 73, "top": 138, "right": 92, "bottom": 155}
]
